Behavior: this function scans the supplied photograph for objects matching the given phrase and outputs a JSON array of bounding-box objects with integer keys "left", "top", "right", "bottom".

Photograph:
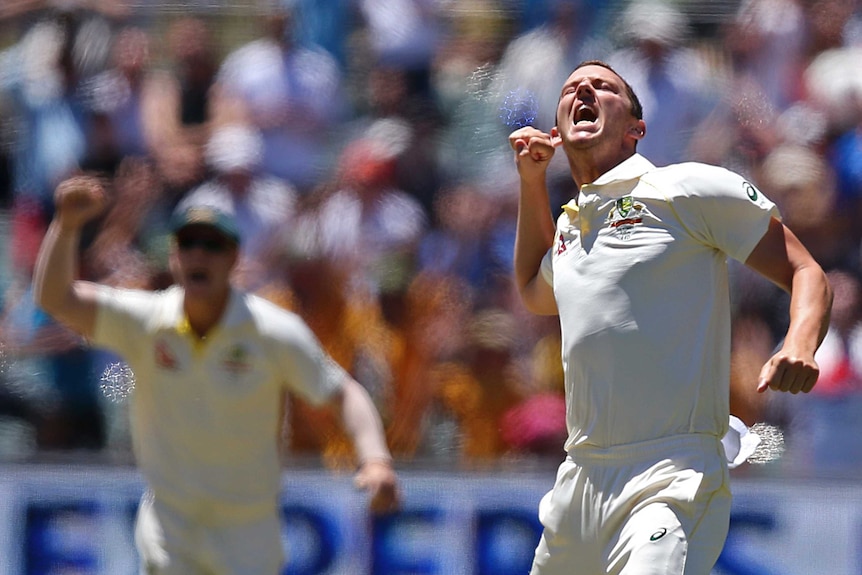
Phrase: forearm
[
  {"left": 32, "top": 221, "right": 97, "bottom": 337},
  {"left": 784, "top": 264, "right": 832, "bottom": 353},
  {"left": 514, "top": 175, "right": 554, "bottom": 288},
  {"left": 33, "top": 221, "right": 81, "bottom": 314},
  {"left": 338, "top": 379, "right": 392, "bottom": 465},
  {"left": 513, "top": 174, "right": 558, "bottom": 314},
  {"left": 746, "top": 219, "right": 831, "bottom": 394}
]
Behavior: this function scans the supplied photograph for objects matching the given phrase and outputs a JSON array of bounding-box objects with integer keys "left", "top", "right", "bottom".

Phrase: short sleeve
[
  {"left": 92, "top": 285, "right": 157, "bottom": 362},
  {"left": 262, "top": 308, "right": 346, "bottom": 406},
  {"left": 652, "top": 164, "right": 780, "bottom": 263}
]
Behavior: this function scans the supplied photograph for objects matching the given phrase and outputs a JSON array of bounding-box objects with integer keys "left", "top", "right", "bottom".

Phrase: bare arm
[
  {"left": 32, "top": 176, "right": 107, "bottom": 339},
  {"left": 744, "top": 217, "right": 833, "bottom": 394},
  {"left": 333, "top": 378, "right": 400, "bottom": 514},
  {"left": 509, "top": 127, "right": 560, "bottom": 316}
]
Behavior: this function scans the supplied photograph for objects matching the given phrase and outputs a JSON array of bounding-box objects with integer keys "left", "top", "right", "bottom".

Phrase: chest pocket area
[{"left": 207, "top": 341, "right": 270, "bottom": 399}]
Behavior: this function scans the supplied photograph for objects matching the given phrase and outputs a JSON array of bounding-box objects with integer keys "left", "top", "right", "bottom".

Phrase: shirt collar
[
  {"left": 162, "top": 285, "right": 250, "bottom": 334},
  {"left": 564, "top": 155, "right": 657, "bottom": 219},
  {"left": 219, "top": 289, "right": 251, "bottom": 328},
  {"left": 590, "top": 153, "right": 656, "bottom": 187}
]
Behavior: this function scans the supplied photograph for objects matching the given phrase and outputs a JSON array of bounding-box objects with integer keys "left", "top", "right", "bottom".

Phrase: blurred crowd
[{"left": 0, "top": 0, "right": 861, "bottom": 477}]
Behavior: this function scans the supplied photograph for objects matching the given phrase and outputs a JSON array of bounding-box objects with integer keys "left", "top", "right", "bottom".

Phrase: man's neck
[
  {"left": 183, "top": 289, "right": 231, "bottom": 339},
  {"left": 568, "top": 147, "right": 636, "bottom": 188}
]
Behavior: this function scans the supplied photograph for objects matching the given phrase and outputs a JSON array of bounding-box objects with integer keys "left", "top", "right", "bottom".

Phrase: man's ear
[
  {"left": 550, "top": 126, "right": 563, "bottom": 147},
  {"left": 630, "top": 120, "right": 646, "bottom": 139}
]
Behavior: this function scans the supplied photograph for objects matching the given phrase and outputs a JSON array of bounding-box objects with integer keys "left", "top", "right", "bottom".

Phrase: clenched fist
[
  {"left": 54, "top": 176, "right": 108, "bottom": 231},
  {"left": 354, "top": 459, "right": 401, "bottom": 515}
]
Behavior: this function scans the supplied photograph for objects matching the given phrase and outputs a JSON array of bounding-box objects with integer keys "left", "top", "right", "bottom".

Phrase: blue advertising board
[{"left": 1, "top": 466, "right": 860, "bottom": 575}]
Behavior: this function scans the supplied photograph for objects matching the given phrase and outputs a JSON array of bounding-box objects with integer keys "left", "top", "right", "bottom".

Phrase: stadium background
[{"left": 1, "top": 0, "right": 861, "bottom": 573}]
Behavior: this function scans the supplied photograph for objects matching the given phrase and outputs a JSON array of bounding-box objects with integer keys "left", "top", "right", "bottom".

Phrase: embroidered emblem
[
  {"left": 154, "top": 339, "right": 179, "bottom": 370},
  {"left": 222, "top": 344, "right": 252, "bottom": 376},
  {"left": 605, "top": 196, "right": 645, "bottom": 240}
]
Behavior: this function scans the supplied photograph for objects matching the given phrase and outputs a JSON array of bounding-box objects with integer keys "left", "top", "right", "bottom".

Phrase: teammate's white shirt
[
  {"left": 92, "top": 285, "right": 345, "bottom": 524},
  {"left": 541, "top": 154, "right": 778, "bottom": 451}
]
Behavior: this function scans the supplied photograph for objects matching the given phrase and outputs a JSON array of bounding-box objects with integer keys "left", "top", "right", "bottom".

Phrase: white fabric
[
  {"left": 135, "top": 491, "right": 283, "bottom": 575},
  {"left": 542, "top": 154, "right": 779, "bottom": 450},
  {"left": 721, "top": 415, "right": 763, "bottom": 469},
  {"left": 530, "top": 434, "right": 731, "bottom": 575},
  {"left": 92, "top": 285, "right": 345, "bottom": 523}
]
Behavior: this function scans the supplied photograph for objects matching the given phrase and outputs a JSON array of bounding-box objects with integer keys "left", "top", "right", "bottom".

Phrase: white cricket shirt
[
  {"left": 92, "top": 285, "right": 345, "bottom": 523},
  {"left": 541, "top": 154, "right": 779, "bottom": 451}
]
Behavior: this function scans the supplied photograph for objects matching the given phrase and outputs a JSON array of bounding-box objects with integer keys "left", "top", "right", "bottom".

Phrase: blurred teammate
[
  {"left": 509, "top": 60, "right": 832, "bottom": 574},
  {"left": 33, "top": 175, "right": 400, "bottom": 574}
]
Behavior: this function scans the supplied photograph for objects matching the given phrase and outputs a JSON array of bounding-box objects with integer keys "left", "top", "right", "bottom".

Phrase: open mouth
[
  {"left": 574, "top": 105, "right": 598, "bottom": 126},
  {"left": 188, "top": 270, "right": 210, "bottom": 284}
]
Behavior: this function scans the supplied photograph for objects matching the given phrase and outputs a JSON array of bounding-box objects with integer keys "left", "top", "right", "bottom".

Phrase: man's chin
[
  {"left": 566, "top": 134, "right": 601, "bottom": 150},
  {"left": 564, "top": 126, "right": 601, "bottom": 145},
  {"left": 573, "top": 127, "right": 601, "bottom": 139}
]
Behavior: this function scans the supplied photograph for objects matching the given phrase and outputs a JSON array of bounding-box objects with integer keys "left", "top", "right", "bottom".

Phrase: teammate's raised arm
[{"left": 33, "top": 176, "right": 107, "bottom": 339}]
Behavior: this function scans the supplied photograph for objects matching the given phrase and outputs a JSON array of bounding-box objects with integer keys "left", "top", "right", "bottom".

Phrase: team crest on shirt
[
  {"left": 154, "top": 339, "right": 179, "bottom": 370},
  {"left": 222, "top": 344, "right": 252, "bottom": 377},
  {"left": 605, "top": 196, "right": 646, "bottom": 240}
]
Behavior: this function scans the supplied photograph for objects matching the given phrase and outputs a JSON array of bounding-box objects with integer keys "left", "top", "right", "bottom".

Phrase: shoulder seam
[{"left": 638, "top": 177, "right": 700, "bottom": 243}]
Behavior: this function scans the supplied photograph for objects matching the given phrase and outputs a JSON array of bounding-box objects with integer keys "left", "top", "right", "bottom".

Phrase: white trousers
[
  {"left": 530, "top": 434, "right": 731, "bottom": 575},
  {"left": 135, "top": 492, "right": 284, "bottom": 575}
]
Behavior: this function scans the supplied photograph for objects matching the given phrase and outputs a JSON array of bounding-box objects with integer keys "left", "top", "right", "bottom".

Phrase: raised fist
[{"left": 54, "top": 176, "right": 108, "bottom": 230}]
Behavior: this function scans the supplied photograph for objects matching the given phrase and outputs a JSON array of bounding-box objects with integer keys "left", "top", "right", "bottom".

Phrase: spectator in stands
[
  {"left": 212, "top": 5, "right": 345, "bottom": 193},
  {"left": 138, "top": 15, "right": 220, "bottom": 191},
  {"left": 431, "top": 308, "right": 528, "bottom": 461},
  {"left": 608, "top": 0, "right": 717, "bottom": 166}
]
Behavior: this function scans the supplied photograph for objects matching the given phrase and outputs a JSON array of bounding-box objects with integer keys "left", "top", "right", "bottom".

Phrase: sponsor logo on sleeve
[
  {"left": 743, "top": 182, "right": 759, "bottom": 201},
  {"left": 650, "top": 527, "right": 668, "bottom": 541}
]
